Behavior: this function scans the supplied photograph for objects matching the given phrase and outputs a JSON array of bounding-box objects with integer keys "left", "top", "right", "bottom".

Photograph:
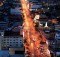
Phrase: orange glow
[
  {"left": 51, "top": 19, "right": 58, "bottom": 24},
  {"left": 20, "top": 0, "right": 51, "bottom": 57}
]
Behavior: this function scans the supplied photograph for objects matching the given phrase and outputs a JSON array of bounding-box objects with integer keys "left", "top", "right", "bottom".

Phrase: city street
[{"left": 0, "top": 0, "right": 60, "bottom": 57}]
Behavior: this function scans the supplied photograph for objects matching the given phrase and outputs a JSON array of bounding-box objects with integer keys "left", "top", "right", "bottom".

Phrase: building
[
  {"left": 55, "top": 23, "right": 60, "bottom": 47},
  {"left": 0, "top": 22, "right": 8, "bottom": 30},
  {"left": 0, "top": 0, "right": 23, "bottom": 50},
  {"left": 0, "top": 31, "right": 4, "bottom": 50},
  {"left": 53, "top": 23, "right": 60, "bottom": 56},
  {"left": 0, "top": 30, "right": 23, "bottom": 50}
]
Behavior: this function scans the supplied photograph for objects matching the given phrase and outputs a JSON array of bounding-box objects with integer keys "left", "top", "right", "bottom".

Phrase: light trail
[{"left": 20, "top": 0, "right": 51, "bottom": 57}]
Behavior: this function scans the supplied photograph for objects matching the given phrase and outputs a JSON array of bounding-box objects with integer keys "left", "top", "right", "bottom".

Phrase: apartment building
[{"left": 0, "top": 30, "right": 23, "bottom": 50}]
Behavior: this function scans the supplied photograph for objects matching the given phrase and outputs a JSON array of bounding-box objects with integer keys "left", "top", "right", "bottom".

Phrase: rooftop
[{"left": 4, "top": 31, "right": 20, "bottom": 36}]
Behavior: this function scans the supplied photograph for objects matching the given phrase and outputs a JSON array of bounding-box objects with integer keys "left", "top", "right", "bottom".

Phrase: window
[
  {"left": 10, "top": 40, "right": 12, "bottom": 41},
  {"left": 3, "top": 40, "right": 6, "bottom": 41},
  {"left": 13, "top": 40, "right": 15, "bottom": 41},
  {"left": 16, "top": 44, "right": 18, "bottom": 46},
  {"left": 7, "top": 42, "right": 9, "bottom": 43},
  {"left": 16, "top": 39, "right": 18, "bottom": 41},
  {"left": 10, "top": 42, "right": 12, "bottom": 43},
  {"left": 10, "top": 45, "right": 12, "bottom": 46},
  {"left": 20, "top": 42, "right": 22, "bottom": 43},
  {"left": 3, "top": 42, "right": 6, "bottom": 43},
  {"left": 20, "top": 40, "right": 22, "bottom": 41},
  {"left": 16, "top": 42, "right": 18, "bottom": 43},
  {"left": 13, "top": 42, "right": 15, "bottom": 43}
]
